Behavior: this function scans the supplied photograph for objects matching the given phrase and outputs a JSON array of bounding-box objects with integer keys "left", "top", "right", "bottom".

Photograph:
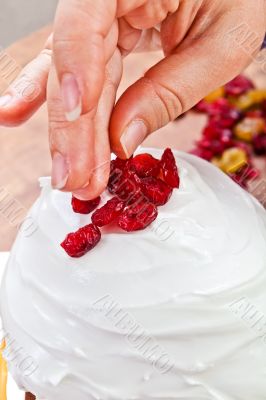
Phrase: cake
[{"left": 1, "top": 148, "right": 266, "bottom": 400}]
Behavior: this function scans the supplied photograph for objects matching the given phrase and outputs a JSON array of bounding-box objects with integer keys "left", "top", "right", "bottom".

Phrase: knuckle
[
  {"left": 143, "top": 76, "right": 184, "bottom": 122},
  {"left": 53, "top": 37, "right": 78, "bottom": 54},
  {"left": 48, "top": 99, "right": 67, "bottom": 126}
]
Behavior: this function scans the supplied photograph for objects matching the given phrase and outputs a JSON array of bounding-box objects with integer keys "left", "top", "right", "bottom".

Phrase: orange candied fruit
[
  {"left": 212, "top": 147, "right": 248, "bottom": 174},
  {"left": 234, "top": 117, "right": 265, "bottom": 142}
]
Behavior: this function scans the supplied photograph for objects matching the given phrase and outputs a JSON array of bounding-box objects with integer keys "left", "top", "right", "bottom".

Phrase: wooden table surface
[{"left": 0, "top": 27, "right": 265, "bottom": 251}]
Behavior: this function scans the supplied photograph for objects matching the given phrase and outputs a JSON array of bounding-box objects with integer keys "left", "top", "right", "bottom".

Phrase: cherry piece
[
  {"left": 128, "top": 153, "right": 160, "bottom": 178},
  {"left": 108, "top": 158, "right": 127, "bottom": 194},
  {"left": 61, "top": 224, "right": 101, "bottom": 258},
  {"left": 141, "top": 177, "right": 173, "bottom": 206},
  {"left": 253, "top": 134, "right": 266, "bottom": 155},
  {"left": 224, "top": 75, "right": 254, "bottom": 97},
  {"left": 203, "top": 122, "right": 234, "bottom": 146},
  {"left": 71, "top": 196, "right": 101, "bottom": 214},
  {"left": 206, "top": 99, "right": 241, "bottom": 128},
  {"left": 161, "top": 148, "right": 180, "bottom": 188},
  {"left": 190, "top": 148, "right": 214, "bottom": 161},
  {"left": 194, "top": 99, "right": 210, "bottom": 113},
  {"left": 118, "top": 201, "right": 158, "bottom": 232},
  {"left": 112, "top": 169, "right": 142, "bottom": 202},
  {"left": 91, "top": 197, "right": 125, "bottom": 227},
  {"left": 197, "top": 138, "right": 225, "bottom": 157}
]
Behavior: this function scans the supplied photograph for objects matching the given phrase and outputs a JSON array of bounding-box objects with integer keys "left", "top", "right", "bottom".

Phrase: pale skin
[{"left": 0, "top": 0, "right": 265, "bottom": 200}]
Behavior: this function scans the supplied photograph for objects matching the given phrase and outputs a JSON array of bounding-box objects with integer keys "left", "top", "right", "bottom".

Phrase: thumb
[{"left": 110, "top": 23, "right": 259, "bottom": 159}]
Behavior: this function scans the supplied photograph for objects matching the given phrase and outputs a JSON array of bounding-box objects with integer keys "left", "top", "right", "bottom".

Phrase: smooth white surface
[
  {"left": 1, "top": 149, "right": 266, "bottom": 399},
  {"left": 0, "top": 252, "right": 24, "bottom": 400}
]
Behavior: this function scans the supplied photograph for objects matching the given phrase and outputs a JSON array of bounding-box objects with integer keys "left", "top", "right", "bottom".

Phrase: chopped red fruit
[
  {"left": 253, "top": 134, "right": 266, "bottom": 155},
  {"left": 63, "top": 148, "right": 182, "bottom": 257},
  {"left": 245, "top": 110, "right": 264, "bottom": 119},
  {"left": 197, "top": 138, "right": 225, "bottom": 157},
  {"left": 220, "top": 130, "right": 235, "bottom": 148},
  {"left": 206, "top": 98, "right": 231, "bottom": 116},
  {"left": 118, "top": 201, "right": 158, "bottom": 232},
  {"left": 205, "top": 99, "right": 241, "bottom": 128},
  {"left": 161, "top": 148, "right": 180, "bottom": 188},
  {"left": 128, "top": 153, "right": 160, "bottom": 178},
  {"left": 91, "top": 197, "right": 125, "bottom": 227},
  {"left": 190, "top": 148, "right": 214, "bottom": 161},
  {"left": 71, "top": 196, "right": 101, "bottom": 214},
  {"left": 112, "top": 169, "right": 142, "bottom": 201},
  {"left": 225, "top": 75, "right": 254, "bottom": 97},
  {"left": 210, "top": 111, "right": 241, "bottom": 129},
  {"left": 141, "top": 177, "right": 173, "bottom": 206},
  {"left": 194, "top": 99, "right": 210, "bottom": 113},
  {"left": 203, "top": 121, "right": 223, "bottom": 140},
  {"left": 191, "top": 75, "right": 265, "bottom": 196},
  {"left": 203, "top": 122, "right": 234, "bottom": 147},
  {"left": 61, "top": 224, "right": 101, "bottom": 258},
  {"left": 111, "top": 157, "right": 127, "bottom": 172},
  {"left": 108, "top": 158, "right": 127, "bottom": 194}
]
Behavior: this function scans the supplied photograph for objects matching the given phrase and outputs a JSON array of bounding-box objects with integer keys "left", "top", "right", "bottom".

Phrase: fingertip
[
  {"left": 119, "top": 119, "right": 148, "bottom": 158},
  {"left": 0, "top": 94, "right": 41, "bottom": 126},
  {"left": 0, "top": 94, "right": 12, "bottom": 107},
  {"left": 72, "top": 176, "right": 109, "bottom": 201},
  {"left": 110, "top": 85, "right": 150, "bottom": 160}
]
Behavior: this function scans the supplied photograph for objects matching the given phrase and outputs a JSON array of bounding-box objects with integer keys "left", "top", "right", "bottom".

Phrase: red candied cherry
[
  {"left": 253, "top": 134, "right": 266, "bottom": 155},
  {"left": 203, "top": 121, "right": 222, "bottom": 140},
  {"left": 114, "top": 169, "right": 142, "bottom": 201},
  {"left": 207, "top": 99, "right": 241, "bottom": 128},
  {"left": 197, "top": 138, "right": 225, "bottom": 157},
  {"left": 190, "top": 148, "right": 214, "bottom": 161},
  {"left": 220, "top": 130, "right": 235, "bottom": 148},
  {"left": 128, "top": 153, "right": 160, "bottom": 178},
  {"left": 194, "top": 99, "right": 211, "bottom": 113},
  {"left": 224, "top": 75, "right": 254, "bottom": 97},
  {"left": 71, "top": 196, "right": 101, "bottom": 214},
  {"left": 161, "top": 148, "right": 180, "bottom": 188},
  {"left": 91, "top": 197, "right": 125, "bottom": 227},
  {"left": 118, "top": 201, "right": 158, "bottom": 232},
  {"left": 203, "top": 121, "right": 234, "bottom": 146},
  {"left": 207, "top": 98, "right": 231, "bottom": 116},
  {"left": 141, "top": 177, "right": 173, "bottom": 206},
  {"left": 210, "top": 110, "right": 241, "bottom": 129},
  {"left": 245, "top": 110, "right": 264, "bottom": 119},
  {"left": 108, "top": 157, "right": 128, "bottom": 194},
  {"left": 61, "top": 224, "right": 101, "bottom": 258}
]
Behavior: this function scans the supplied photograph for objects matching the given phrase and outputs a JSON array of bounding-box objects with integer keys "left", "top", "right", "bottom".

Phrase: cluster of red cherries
[
  {"left": 191, "top": 75, "right": 266, "bottom": 188},
  {"left": 61, "top": 148, "right": 180, "bottom": 258}
]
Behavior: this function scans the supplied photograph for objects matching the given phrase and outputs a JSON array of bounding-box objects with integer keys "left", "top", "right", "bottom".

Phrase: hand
[{"left": 0, "top": 0, "right": 265, "bottom": 200}]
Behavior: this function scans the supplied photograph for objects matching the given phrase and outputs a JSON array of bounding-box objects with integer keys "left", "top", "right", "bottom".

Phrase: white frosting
[{"left": 1, "top": 149, "right": 266, "bottom": 400}]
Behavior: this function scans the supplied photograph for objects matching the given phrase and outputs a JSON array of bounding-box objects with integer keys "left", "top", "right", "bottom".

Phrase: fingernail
[
  {"left": 0, "top": 94, "right": 12, "bottom": 107},
  {"left": 120, "top": 120, "right": 148, "bottom": 158},
  {"left": 52, "top": 152, "right": 69, "bottom": 189},
  {"left": 61, "top": 73, "right": 81, "bottom": 122}
]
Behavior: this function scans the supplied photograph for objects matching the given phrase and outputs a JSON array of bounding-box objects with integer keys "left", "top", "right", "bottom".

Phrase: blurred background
[
  {"left": 0, "top": 1, "right": 265, "bottom": 251},
  {"left": 0, "top": 0, "right": 57, "bottom": 47}
]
